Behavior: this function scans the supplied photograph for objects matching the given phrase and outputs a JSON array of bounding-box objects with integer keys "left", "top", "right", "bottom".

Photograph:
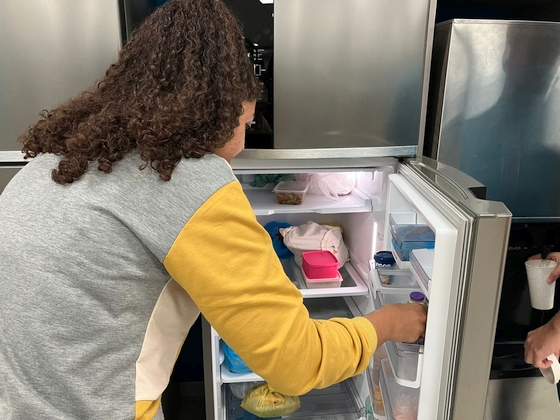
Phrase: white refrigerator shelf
[
  {"left": 220, "top": 364, "right": 263, "bottom": 384},
  {"left": 289, "top": 259, "right": 369, "bottom": 298},
  {"left": 244, "top": 187, "right": 373, "bottom": 216}
]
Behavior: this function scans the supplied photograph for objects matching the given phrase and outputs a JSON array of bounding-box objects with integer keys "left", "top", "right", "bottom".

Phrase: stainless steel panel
[
  {"left": 426, "top": 20, "right": 560, "bottom": 219},
  {"left": 274, "top": 0, "right": 436, "bottom": 150},
  {"left": 484, "top": 377, "right": 560, "bottom": 420},
  {"left": 0, "top": 0, "right": 121, "bottom": 152},
  {"left": 236, "top": 145, "right": 415, "bottom": 161}
]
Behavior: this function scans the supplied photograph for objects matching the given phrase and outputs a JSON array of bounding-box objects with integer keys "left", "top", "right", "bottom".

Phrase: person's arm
[{"left": 163, "top": 181, "right": 426, "bottom": 395}]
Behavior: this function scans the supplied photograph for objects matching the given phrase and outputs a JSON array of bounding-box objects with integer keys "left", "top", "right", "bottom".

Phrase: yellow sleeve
[{"left": 163, "top": 181, "right": 377, "bottom": 395}]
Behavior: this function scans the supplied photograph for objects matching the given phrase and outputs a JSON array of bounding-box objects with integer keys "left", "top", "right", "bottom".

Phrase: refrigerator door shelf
[
  {"left": 379, "top": 358, "right": 420, "bottom": 420},
  {"left": 409, "top": 249, "right": 434, "bottom": 298},
  {"left": 385, "top": 341, "right": 423, "bottom": 388},
  {"left": 373, "top": 291, "right": 425, "bottom": 356},
  {"left": 390, "top": 241, "right": 410, "bottom": 269},
  {"left": 373, "top": 291, "right": 424, "bottom": 388},
  {"left": 244, "top": 187, "right": 373, "bottom": 216},
  {"left": 370, "top": 268, "right": 418, "bottom": 295},
  {"left": 366, "top": 366, "right": 387, "bottom": 420}
]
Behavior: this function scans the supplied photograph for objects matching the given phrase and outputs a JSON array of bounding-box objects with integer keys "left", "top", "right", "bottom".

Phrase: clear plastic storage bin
[{"left": 379, "top": 358, "right": 420, "bottom": 420}]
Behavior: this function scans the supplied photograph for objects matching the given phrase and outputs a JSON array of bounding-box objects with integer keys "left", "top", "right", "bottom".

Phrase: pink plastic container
[
  {"left": 302, "top": 269, "right": 343, "bottom": 289},
  {"left": 302, "top": 250, "right": 339, "bottom": 279}
]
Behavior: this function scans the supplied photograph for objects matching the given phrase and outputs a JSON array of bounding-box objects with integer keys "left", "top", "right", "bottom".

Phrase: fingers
[
  {"left": 546, "top": 267, "right": 560, "bottom": 284},
  {"left": 546, "top": 258, "right": 560, "bottom": 283},
  {"left": 528, "top": 254, "right": 542, "bottom": 260}
]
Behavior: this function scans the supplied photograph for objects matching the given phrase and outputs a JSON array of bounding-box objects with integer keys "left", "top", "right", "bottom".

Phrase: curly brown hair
[{"left": 19, "top": 0, "right": 260, "bottom": 184}]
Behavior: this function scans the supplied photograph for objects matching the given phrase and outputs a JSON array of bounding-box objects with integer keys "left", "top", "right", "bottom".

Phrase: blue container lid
[{"left": 374, "top": 251, "right": 395, "bottom": 265}]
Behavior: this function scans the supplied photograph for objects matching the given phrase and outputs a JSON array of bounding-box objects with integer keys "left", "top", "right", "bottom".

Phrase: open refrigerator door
[{"left": 202, "top": 155, "right": 511, "bottom": 420}]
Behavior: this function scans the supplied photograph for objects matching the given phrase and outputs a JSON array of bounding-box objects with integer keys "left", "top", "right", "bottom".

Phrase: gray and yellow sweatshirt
[{"left": 0, "top": 152, "right": 377, "bottom": 419}]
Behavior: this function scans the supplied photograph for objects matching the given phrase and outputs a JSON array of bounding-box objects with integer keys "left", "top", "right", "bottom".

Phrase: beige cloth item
[{"left": 279, "top": 221, "right": 349, "bottom": 268}]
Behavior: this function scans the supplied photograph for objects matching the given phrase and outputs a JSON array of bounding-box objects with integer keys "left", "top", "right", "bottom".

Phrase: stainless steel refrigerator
[
  {"left": 0, "top": 0, "right": 166, "bottom": 192},
  {"left": 205, "top": 2, "right": 512, "bottom": 420},
  {"left": 424, "top": 19, "right": 560, "bottom": 419}
]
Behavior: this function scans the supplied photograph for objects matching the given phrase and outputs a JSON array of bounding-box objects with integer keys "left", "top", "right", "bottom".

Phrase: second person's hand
[{"left": 364, "top": 303, "right": 427, "bottom": 346}]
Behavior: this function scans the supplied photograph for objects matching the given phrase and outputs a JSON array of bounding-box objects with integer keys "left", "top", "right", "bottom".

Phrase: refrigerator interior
[{"left": 204, "top": 158, "right": 471, "bottom": 420}]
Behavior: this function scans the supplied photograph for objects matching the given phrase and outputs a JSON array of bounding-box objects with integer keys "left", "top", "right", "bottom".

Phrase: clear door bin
[
  {"left": 367, "top": 346, "right": 389, "bottom": 420},
  {"left": 367, "top": 366, "right": 387, "bottom": 420},
  {"left": 379, "top": 358, "right": 420, "bottom": 420},
  {"left": 410, "top": 249, "right": 434, "bottom": 298},
  {"left": 370, "top": 269, "right": 418, "bottom": 295},
  {"left": 374, "top": 291, "right": 424, "bottom": 388}
]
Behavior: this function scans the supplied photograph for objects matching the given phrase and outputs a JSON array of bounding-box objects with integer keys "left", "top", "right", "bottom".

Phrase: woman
[{"left": 0, "top": 1, "right": 426, "bottom": 419}]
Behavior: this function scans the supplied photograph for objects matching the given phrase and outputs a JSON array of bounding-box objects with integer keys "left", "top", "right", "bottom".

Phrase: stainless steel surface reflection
[
  {"left": 484, "top": 377, "right": 560, "bottom": 419},
  {"left": 426, "top": 20, "right": 560, "bottom": 219},
  {"left": 274, "top": 0, "right": 437, "bottom": 150},
  {"left": 0, "top": 0, "right": 121, "bottom": 153}
]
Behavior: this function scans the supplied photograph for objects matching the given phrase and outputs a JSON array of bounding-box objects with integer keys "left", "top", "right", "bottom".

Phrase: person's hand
[
  {"left": 524, "top": 313, "right": 560, "bottom": 369},
  {"left": 364, "top": 303, "right": 427, "bottom": 346},
  {"left": 528, "top": 252, "right": 560, "bottom": 284}
]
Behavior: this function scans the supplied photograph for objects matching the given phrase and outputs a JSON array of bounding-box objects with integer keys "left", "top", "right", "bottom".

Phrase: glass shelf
[
  {"left": 285, "top": 258, "right": 369, "bottom": 298},
  {"left": 244, "top": 187, "right": 372, "bottom": 216}
]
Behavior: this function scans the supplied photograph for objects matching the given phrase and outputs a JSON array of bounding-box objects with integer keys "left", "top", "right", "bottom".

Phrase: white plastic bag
[
  {"left": 296, "top": 173, "right": 356, "bottom": 200},
  {"left": 279, "top": 221, "right": 349, "bottom": 268}
]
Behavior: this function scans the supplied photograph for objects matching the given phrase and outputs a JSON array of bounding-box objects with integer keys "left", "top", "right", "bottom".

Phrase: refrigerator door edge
[{"left": 399, "top": 159, "right": 511, "bottom": 419}]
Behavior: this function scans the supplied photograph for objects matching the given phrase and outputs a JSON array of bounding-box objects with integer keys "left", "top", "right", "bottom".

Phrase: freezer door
[{"left": 393, "top": 156, "right": 511, "bottom": 419}]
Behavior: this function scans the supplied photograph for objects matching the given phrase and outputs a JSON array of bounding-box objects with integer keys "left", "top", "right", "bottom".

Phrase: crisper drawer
[
  {"left": 373, "top": 290, "right": 425, "bottom": 388},
  {"left": 379, "top": 358, "right": 420, "bottom": 420},
  {"left": 225, "top": 379, "right": 364, "bottom": 419}
]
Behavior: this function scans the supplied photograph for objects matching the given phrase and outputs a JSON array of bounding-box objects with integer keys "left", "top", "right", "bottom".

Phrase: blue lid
[{"left": 374, "top": 251, "right": 395, "bottom": 264}]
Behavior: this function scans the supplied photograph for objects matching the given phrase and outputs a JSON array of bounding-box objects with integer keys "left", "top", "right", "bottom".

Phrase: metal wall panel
[
  {"left": 426, "top": 20, "right": 560, "bottom": 219},
  {"left": 0, "top": 0, "right": 121, "bottom": 157},
  {"left": 274, "top": 0, "right": 437, "bottom": 151}
]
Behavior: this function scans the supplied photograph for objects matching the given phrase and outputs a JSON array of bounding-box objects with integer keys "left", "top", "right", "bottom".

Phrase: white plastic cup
[
  {"left": 525, "top": 259, "right": 557, "bottom": 310},
  {"left": 540, "top": 354, "right": 560, "bottom": 384}
]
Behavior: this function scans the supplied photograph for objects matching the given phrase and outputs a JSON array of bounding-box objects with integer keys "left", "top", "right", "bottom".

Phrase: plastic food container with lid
[
  {"left": 302, "top": 250, "right": 339, "bottom": 279},
  {"left": 373, "top": 250, "right": 397, "bottom": 284},
  {"left": 272, "top": 181, "right": 309, "bottom": 205},
  {"left": 302, "top": 269, "right": 343, "bottom": 289}
]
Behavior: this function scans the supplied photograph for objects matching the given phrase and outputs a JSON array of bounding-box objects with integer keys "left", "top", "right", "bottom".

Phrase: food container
[
  {"left": 390, "top": 224, "right": 434, "bottom": 261},
  {"left": 302, "top": 250, "right": 339, "bottom": 279},
  {"left": 302, "top": 269, "right": 343, "bottom": 289},
  {"left": 373, "top": 251, "right": 397, "bottom": 284},
  {"left": 272, "top": 181, "right": 309, "bottom": 205}
]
